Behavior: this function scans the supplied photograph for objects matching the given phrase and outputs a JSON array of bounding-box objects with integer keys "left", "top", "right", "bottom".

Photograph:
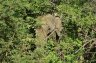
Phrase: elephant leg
[{"left": 55, "top": 29, "right": 62, "bottom": 42}]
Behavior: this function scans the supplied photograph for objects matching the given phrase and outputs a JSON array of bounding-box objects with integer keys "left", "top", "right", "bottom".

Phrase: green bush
[{"left": 0, "top": 0, "right": 96, "bottom": 63}]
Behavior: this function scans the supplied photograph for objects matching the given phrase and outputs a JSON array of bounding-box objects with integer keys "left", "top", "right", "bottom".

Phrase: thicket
[{"left": 0, "top": 0, "right": 96, "bottom": 63}]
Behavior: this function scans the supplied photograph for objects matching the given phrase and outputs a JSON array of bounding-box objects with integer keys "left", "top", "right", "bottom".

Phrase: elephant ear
[{"left": 35, "top": 17, "right": 45, "bottom": 28}]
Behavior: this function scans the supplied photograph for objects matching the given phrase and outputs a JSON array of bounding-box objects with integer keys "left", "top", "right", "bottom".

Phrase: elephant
[{"left": 35, "top": 13, "right": 63, "bottom": 42}]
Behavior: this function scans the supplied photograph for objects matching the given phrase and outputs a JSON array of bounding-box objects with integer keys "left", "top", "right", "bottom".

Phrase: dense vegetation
[{"left": 0, "top": 0, "right": 96, "bottom": 63}]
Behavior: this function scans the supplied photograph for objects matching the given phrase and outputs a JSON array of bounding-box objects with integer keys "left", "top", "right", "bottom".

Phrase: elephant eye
[{"left": 48, "top": 28, "right": 51, "bottom": 30}]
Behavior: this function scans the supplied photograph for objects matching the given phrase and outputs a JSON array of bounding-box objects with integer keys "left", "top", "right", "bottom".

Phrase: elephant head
[{"left": 35, "top": 13, "right": 63, "bottom": 42}]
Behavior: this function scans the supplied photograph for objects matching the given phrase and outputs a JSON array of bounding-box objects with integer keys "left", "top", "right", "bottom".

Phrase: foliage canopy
[{"left": 0, "top": 0, "right": 96, "bottom": 63}]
